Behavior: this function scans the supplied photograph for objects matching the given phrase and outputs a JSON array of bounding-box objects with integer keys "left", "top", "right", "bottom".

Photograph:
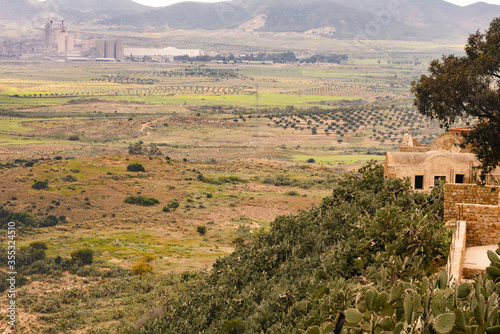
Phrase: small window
[
  {"left": 455, "top": 174, "right": 465, "bottom": 184},
  {"left": 434, "top": 176, "right": 446, "bottom": 186},
  {"left": 415, "top": 175, "right": 424, "bottom": 189}
]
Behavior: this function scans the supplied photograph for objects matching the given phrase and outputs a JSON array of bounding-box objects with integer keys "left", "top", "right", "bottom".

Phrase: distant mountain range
[
  {"left": 1, "top": 0, "right": 500, "bottom": 40},
  {"left": 0, "top": 0, "right": 149, "bottom": 25}
]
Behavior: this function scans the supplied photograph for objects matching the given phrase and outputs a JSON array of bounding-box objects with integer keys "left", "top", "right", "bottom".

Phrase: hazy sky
[{"left": 130, "top": 0, "right": 500, "bottom": 7}]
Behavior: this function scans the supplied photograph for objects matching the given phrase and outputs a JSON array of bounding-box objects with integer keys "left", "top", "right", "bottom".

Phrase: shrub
[
  {"left": 148, "top": 144, "right": 163, "bottom": 156},
  {"left": 127, "top": 163, "right": 146, "bottom": 172},
  {"left": 129, "top": 143, "right": 146, "bottom": 155},
  {"left": 162, "top": 200, "right": 179, "bottom": 212},
  {"left": 222, "top": 319, "right": 246, "bottom": 334},
  {"left": 197, "top": 174, "right": 222, "bottom": 185},
  {"left": 217, "top": 176, "right": 248, "bottom": 184},
  {"left": 285, "top": 190, "right": 301, "bottom": 196},
  {"left": 38, "top": 215, "right": 60, "bottom": 227},
  {"left": 262, "top": 176, "right": 275, "bottom": 184},
  {"left": 132, "top": 262, "right": 153, "bottom": 276},
  {"left": 70, "top": 248, "right": 93, "bottom": 266},
  {"left": 60, "top": 174, "right": 78, "bottom": 182},
  {"left": 30, "top": 241, "right": 48, "bottom": 250},
  {"left": 32, "top": 180, "right": 48, "bottom": 190},
  {"left": 124, "top": 195, "right": 159, "bottom": 206},
  {"left": 18, "top": 245, "right": 47, "bottom": 266},
  {"left": 275, "top": 175, "right": 291, "bottom": 186},
  {"left": 196, "top": 225, "right": 207, "bottom": 235},
  {"left": 142, "top": 254, "right": 154, "bottom": 263}
]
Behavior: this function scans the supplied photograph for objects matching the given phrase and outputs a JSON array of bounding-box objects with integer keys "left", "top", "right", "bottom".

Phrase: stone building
[
  {"left": 385, "top": 129, "right": 500, "bottom": 282},
  {"left": 384, "top": 128, "right": 499, "bottom": 192}
]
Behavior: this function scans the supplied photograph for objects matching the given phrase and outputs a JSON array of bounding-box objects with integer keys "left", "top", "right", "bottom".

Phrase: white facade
[{"left": 124, "top": 47, "right": 201, "bottom": 58}]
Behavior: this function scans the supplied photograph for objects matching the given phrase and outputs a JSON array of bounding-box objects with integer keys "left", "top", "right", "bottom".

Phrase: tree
[{"left": 411, "top": 18, "right": 500, "bottom": 181}]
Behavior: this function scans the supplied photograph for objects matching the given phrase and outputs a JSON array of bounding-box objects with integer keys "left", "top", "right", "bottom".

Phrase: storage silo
[
  {"left": 66, "top": 34, "right": 74, "bottom": 52},
  {"left": 105, "top": 40, "right": 114, "bottom": 58},
  {"left": 95, "top": 40, "right": 105, "bottom": 58},
  {"left": 57, "top": 34, "right": 66, "bottom": 52},
  {"left": 115, "top": 40, "right": 124, "bottom": 61}
]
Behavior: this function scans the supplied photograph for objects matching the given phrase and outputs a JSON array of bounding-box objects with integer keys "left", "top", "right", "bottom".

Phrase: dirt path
[{"left": 139, "top": 118, "right": 165, "bottom": 136}]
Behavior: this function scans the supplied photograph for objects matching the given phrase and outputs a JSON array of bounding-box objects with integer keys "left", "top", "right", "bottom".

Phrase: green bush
[
  {"left": 222, "top": 319, "right": 246, "bottom": 334},
  {"left": 275, "top": 175, "right": 292, "bottom": 186},
  {"left": 196, "top": 225, "right": 207, "bottom": 235},
  {"left": 124, "top": 195, "right": 159, "bottom": 206},
  {"left": 197, "top": 174, "right": 248, "bottom": 185},
  {"left": 70, "top": 248, "right": 93, "bottom": 266},
  {"left": 127, "top": 163, "right": 146, "bottom": 172},
  {"left": 32, "top": 180, "right": 48, "bottom": 190},
  {"left": 162, "top": 200, "right": 179, "bottom": 212},
  {"left": 30, "top": 241, "right": 48, "bottom": 250},
  {"left": 285, "top": 190, "right": 301, "bottom": 196},
  {"left": 0, "top": 209, "right": 64, "bottom": 229}
]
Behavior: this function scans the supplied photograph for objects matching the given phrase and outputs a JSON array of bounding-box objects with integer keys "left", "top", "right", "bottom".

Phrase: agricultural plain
[{"left": 0, "top": 38, "right": 472, "bottom": 332}]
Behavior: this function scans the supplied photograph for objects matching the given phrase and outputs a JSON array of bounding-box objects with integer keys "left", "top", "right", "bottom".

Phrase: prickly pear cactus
[
  {"left": 486, "top": 250, "right": 500, "bottom": 282},
  {"left": 341, "top": 269, "right": 500, "bottom": 334}
]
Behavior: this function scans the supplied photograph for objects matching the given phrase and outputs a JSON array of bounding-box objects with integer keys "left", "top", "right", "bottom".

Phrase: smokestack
[{"left": 77, "top": 22, "right": 80, "bottom": 40}]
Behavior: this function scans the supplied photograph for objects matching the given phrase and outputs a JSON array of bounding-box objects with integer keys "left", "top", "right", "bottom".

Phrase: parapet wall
[
  {"left": 461, "top": 204, "right": 500, "bottom": 246},
  {"left": 444, "top": 184, "right": 500, "bottom": 221}
]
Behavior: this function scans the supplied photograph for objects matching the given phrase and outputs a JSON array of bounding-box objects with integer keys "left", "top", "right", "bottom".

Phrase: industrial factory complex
[{"left": 0, "top": 20, "right": 202, "bottom": 62}]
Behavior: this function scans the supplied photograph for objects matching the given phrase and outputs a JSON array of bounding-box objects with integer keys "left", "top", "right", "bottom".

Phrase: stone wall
[
  {"left": 460, "top": 204, "right": 500, "bottom": 246},
  {"left": 444, "top": 184, "right": 500, "bottom": 221}
]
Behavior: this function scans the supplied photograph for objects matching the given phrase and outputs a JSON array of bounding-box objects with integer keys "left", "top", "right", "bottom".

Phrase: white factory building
[{"left": 124, "top": 47, "right": 202, "bottom": 58}]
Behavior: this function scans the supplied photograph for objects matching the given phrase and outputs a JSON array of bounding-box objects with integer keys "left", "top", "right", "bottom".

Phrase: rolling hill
[
  {"left": 1, "top": 0, "right": 500, "bottom": 40},
  {"left": 101, "top": 0, "right": 500, "bottom": 40},
  {"left": 0, "top": 0, "right": 150, "bottom": 24}
]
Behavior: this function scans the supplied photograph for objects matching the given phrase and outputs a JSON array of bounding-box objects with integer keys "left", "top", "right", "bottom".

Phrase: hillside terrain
[
  {"left": 1, "top": 0, "right": 500, "bottom": 40},
  {"left": 0, "top": 163, "right": 451, "bottom": 332},
  {"left": 0, "top": 0, "right": 149, "bottom": 23},
  {"left": 95, "top": 0, "right": 500, "bottom": 40}
]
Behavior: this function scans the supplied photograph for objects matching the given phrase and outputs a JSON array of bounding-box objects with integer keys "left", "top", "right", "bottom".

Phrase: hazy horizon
[{"left": 128, "top": 0, "right": 500, "bottom": 8}]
